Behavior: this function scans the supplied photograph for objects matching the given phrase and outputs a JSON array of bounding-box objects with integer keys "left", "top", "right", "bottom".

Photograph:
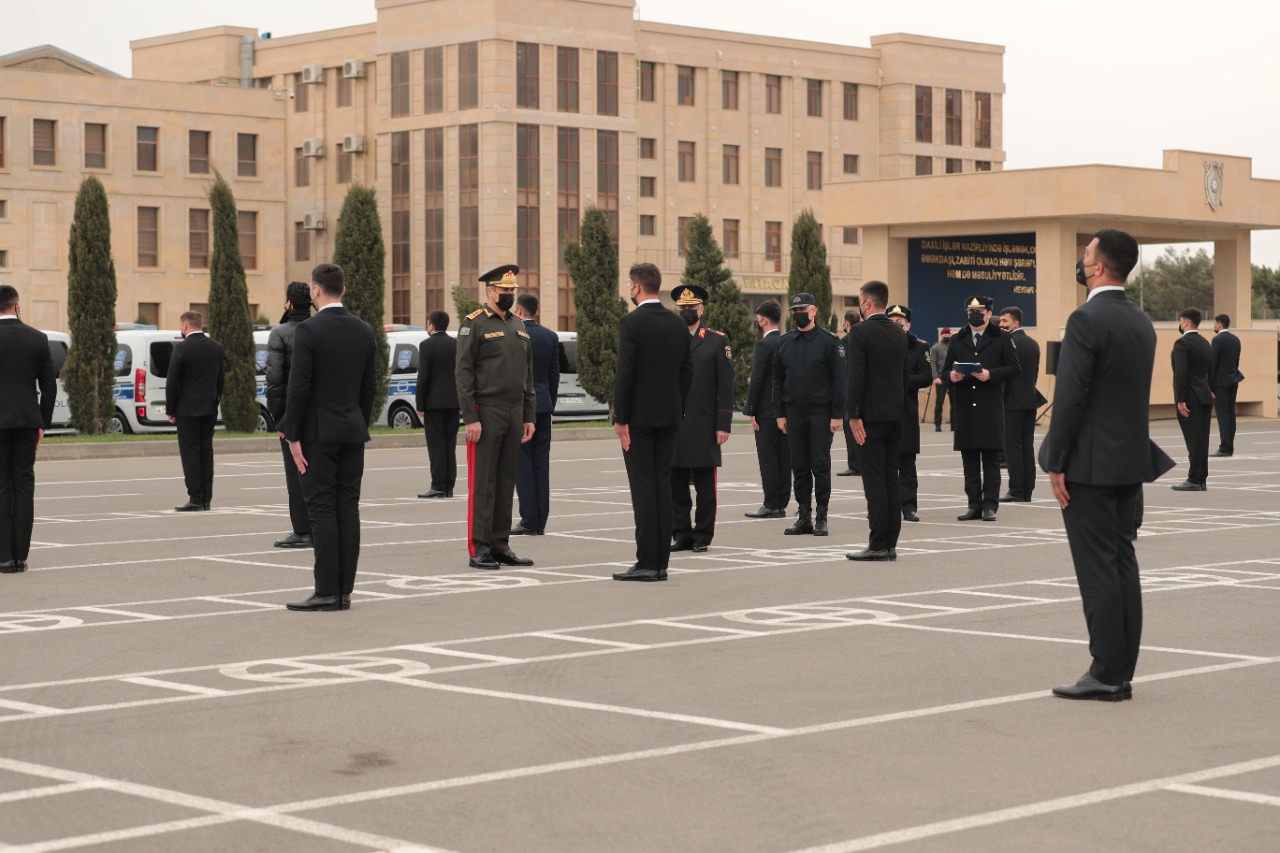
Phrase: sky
[{"left": 6, "top": 0, "right": 1279, "bottom": 266}]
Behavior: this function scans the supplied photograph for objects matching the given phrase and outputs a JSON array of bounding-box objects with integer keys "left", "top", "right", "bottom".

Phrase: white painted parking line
[
  {"left": 120, "top": 677, "right": 232, "bottom": 697},
  {"left": 35, "top": 493, "right": 141, "bottom": 501},
  {"left": 0, "top": 781, "right": 103, "bottom": 805},
  {"left": 531, "top": 632, "right": 649, "bottom": 649},
  {"left": 1166, "top": 783, "right": 1280, "bottom": 808}
]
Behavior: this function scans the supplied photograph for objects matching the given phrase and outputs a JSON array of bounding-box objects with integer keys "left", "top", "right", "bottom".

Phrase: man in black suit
[
  {"left": 166, "top": 311, "right": 225, "bottom": 512},
  {"left": 886, "top": 304, "right": 932, "bottom": 523},
  {"left": 944, "top": 295, "right": 1020, "bottom": 521},
  {"left": 415, "top": 310, "right": 460, "bottom": 499},
  {"left": 1171, "top": 307, "right": 1213, "bottom": 491},
  {"left": 1209, "top": 313, "right": 1242, "bottom": 457},
  {"left": 0, "top": 285, "right": 56, "bottom": 574},
  {"left": 669, "top": 284, "right": 734, "bottom": 553},
  {"left": 997, "top": 306, "right": 1048, "bottom": 502},
  {"left": 1043, "top": 229, "right": 1174, "bottom": 700},
  {"left": 279, "top": 263, "right": 378, "bottom": 612},
  {"left": 612, "top": 263, "right": 693, "bottom": 582},
  {"left": 845, "top": 282, "right": 908, "bottom": 562},
  {"left": 742, "top": 300, "right": 789, "bottom": 519},
  {"left": 512, "top": 293, "right": 560, "bottom": 536},
  {"left": 266, "top": 281, "right": 313, "bottom": 549},
  {"left": 836, "top": 309, "right": 863, "bottom": 478}
]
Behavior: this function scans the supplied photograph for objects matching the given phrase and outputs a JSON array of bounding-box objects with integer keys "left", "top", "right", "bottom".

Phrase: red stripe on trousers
[{"left": 466, "top": 416, "right": 477, "bottom": 557}]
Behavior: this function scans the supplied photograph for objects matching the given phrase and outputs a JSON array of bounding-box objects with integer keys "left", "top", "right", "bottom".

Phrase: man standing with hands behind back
[
  {"left": 415, "top": 310, "right": 460, "bottom": 499},
  {"left": 266, "top": 281, "right": 313, "bottom": 548},
  {"left": 997, "top": 306, "right": 1047, "bottom": 503},
  {"left": 743, "top": 300, "right": 789, "bottom": 519},
  {"left": 279, "top": 263, "right": 378, "bottom": 612},
  {"left": 1209, "top": 313, "right": 1242, "bottom": 457},
  {"left": 512, "top": 293, "right": 560, "bottom": 536},
  {"left": 166, "top": 311, "right": 225, "bottom": 512},
  {"left": 1171, "top": 307, "right": 1213, "bottom": 491}
]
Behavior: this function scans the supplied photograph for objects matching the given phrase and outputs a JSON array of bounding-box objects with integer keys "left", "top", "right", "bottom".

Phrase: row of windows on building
[
  {"left": 94, "top": 207, "right": 261, "bottom": 271},
  {"left": 645, "top": 142, "right": 852, "bottom": 190},
  {"left": 915, "top": 87, "right": 994, "bottom": 148}
]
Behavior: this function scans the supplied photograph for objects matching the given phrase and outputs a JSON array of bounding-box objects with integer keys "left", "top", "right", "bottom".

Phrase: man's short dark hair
[
  {"left": 999, "top": 306, "right": 1023, "bottom": 324},
  {"left": 1093, "top": 229, "right": 1139, "bottom": 281},
  {"left": 629, "top": 262, "right": 661, "bottom": 293},
  {"left": 516, "top": 293, "right": 539, "bottom": 316},
  {"left": 1180, "top": 307, "right": 1203, "bottom": 327},
  {"left": 0, "top": 284, "right": 17, "bottom": 313},
  {"left": 756, "top": 300, "right": 781, "bottom": 325},
  {"left": 179, "top": 311, "right": 204, "bottom": 329},
  {"left": 428, "top": 310, "right": 450, "bottom": 331},
  {"left": 860, "top": 281, "right": 889, "bottom": 309},
  {"left": 844, "top": 309, "right": 861, "bottom": 327},
  {"left": 1215, "top": 313, "right": 1230, "bottom": 328},
  {"left": 311, "top": 263, "right": 345, "bottom": 297}
]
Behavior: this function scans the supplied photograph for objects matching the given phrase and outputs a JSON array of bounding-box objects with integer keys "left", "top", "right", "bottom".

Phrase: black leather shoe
[
  {"left": 445, "top": 490, "right": 455, "bottom": 498},
  {"left": 902, "top": 511, "right": 920, "bottom": 522},
  {"left": 836, "top": 468, "right": 858, "bottom": 477},
  {"left": 889, "top": 549, "right": 898, "bottom": 561},
  {"left": 744, "top": 506, "right": 785, "bottom": 519},
  {"left": 935, "top": 424, "right": 942, "bottom": 432},
  {"left": 957, "top": 508, "right": 982, "bottom": 521},
  {"left": 340, "top": 595, "right": 351, "bottom": 611},
  {"left": 469, "top": 554, "right": 500, "bottom": 570},
  {"left": 1052, "top": 673, "right": 1132, "bottom": 701},
  {"left": 670, "top": 540, "right": 694, "bottom": 552},
  {"left": 0, "top": 560, "right": 24, "bottom": 574},
  {"left": 998, "top": 493, "right": 1029, "bottom": 503},
  {"left": 491, "top": 549, "right": 533, "bottom": 566},
  {"left": 274, "top": 532, "right": 313, "bottom": 548},
  {"left": 784, "top": 515, "right": 814, "bottom": 535},
  {"left": 174, "top": 501, "right": 204, "bottom": 512},
  {"left": 692, "top": 543, "right": 708, "bottom": 553},
  {"left": 286, "top": 594, "right": 342, "bottom": 611},
  {"left": 1171, "top": 480, "right": 1207, "bottom": 492},
  {"left": 1210, "top": 450, "right": 1232, "bottom": 458},
  {"left": 203, "top": 503, "right": 211, "bottom": 511},
  {"left": 418, "top": 489, "right": 447, "bottom": 499},
  {"left": 509, "top": 524, "right": 537, "bottom": 536},
  {"left": 981, "top": 508, "right": 997, "bottom": 521},
  {"left": 846, "top": 548, "right": 892, "bottom": 561},
  {"left": 613, "top": 565, "right": 664, "bottom": 581}
]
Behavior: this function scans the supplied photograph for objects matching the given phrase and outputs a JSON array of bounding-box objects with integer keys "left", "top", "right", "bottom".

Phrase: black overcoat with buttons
[
  {"left": 900, "top": 335, "right": 933, "bottom": 455},
  {"left": 672, "top": 325, "right": 735, "bottom": 468},
  {"left": 943, "top": 323, "right": 1021, "bottom": 451}
]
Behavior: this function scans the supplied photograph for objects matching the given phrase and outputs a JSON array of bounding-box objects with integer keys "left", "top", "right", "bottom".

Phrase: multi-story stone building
[{"left": 0, "top": 0, "right": 1004, "bottom": 331}]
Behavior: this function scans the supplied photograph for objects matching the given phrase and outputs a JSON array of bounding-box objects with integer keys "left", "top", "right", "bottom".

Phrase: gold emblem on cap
[
  {"left": 889, "top": 305, "right": 904, "bottom": 315},
  {"left": 501, "top": 270, "right": 518, "bottom": 285},
  {"left": 967, "top": 298, "right": 984, "bottom": 309}
]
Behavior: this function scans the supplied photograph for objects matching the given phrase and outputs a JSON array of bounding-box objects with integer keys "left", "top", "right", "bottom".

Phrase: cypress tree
[
  {"left": 565, "top": 206, "right": 624, "bottom": 408},
  {"left": 683, "top": 213, "right": 753, "bottom": 402},
  {"left": 207, "top": 171, "right": 258, "bottom": 432},
  {"left": 788, "top": 209, "right": 834, "bottom": 330},
  {"left": 64, "top": 176, "right": 118, "bottom": 434},
  {"left": 452, "top": 282, "right": 483, "bottom": 319},
  {"left": 332, "top": 184, "right": 390, "bottom": 420}
]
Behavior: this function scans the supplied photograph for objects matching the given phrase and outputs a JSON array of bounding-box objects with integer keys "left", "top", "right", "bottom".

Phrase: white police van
[
  {"left": 43, "top": 331, "right": 73, "bottom": 432},
  {"left": 380, "top": 326, "right": 433, "bottom": 429},
  {"left": 554, "top": 331, "right": 609, "bottom": 420}
]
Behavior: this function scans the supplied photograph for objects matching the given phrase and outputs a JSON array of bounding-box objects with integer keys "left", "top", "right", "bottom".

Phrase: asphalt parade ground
[{"left": 4, "top": 420, "right": 1280, "bottom": 852}]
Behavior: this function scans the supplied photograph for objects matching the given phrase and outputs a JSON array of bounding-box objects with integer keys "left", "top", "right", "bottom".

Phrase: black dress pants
[
  {"left": 517, "top": 410, "right": 553, "bottom": 531},
  {"left": 1177, "top": 401, "right": 1212, "bottom": 485},
  {"left": 899, "top": 453, "right": 918, "bottom": 514},
  {"left": 0, "top": 428, "right": 38, "bottom": 563},
  {"left": 786, "top": 413, "right": 834, "bottom": 509},
  {"left": 961, "top": 448, "right": 1001, "bottom": 511},
  {"left": 754, "top": 417, "right": 791, "bottom": 511},
  {"left": 1003, "top": 408, "right": 1037, "bottom": 498},
  {"left": 671, "top": 466, "right": 717, "bottom": 547},
  {"left": 1213, "top": 384, "right": 1237, "bottom": 454},
  {"left": 423, "top": 408, "right": 460, "bottom": 492},
  {"left": 841, "top": 420, "right": 860, "bottom": 472},
  {"left": 623, "top": 425, "right": 678, "bottom": 573},
  {"left": 279, "top": 437, "right": 310, "bottom": 536},
  {"left": 854, "top": 420, "right": 902, "bottom": 551},
  {"left": 1061, "top": 482, "right": 1143, "bottom": 684},
  {"left": 299, "top": 440, "right": 366, "bottom": 597},
  {"left": 177, "top": 414, "right": 216, "bottom": 504}
]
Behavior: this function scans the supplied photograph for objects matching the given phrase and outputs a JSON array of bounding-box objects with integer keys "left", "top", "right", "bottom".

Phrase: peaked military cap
[
  {"left": 789, "top": 292, "right": 816, "bottom": 308},
  {"left": 672, "top": 284, "right": 709, "bottom": 305},
  {"left": 479, "top": 264, "right": 520, "bottom": 284},
  {"left": 965, "top": 295, "right": 994, "bottom": 311},
  {"left": 887, "top": 304, "right": 912, "bottom": 321}
]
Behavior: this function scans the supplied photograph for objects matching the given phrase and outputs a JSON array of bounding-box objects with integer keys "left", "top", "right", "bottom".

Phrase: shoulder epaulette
[
  {"left": 465, "top": 309, "right": 484, "bottom": 320},
  {"left": 698, "top": 328, "right": 707, "bottom": 338},
  {"left": 707, "top": 328, "right": 726, "bottom": 337}
]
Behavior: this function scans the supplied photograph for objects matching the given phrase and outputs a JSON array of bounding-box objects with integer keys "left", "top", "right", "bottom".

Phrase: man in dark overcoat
[{"left": 887, "top": 304, "right": 933, "bottom": 522}]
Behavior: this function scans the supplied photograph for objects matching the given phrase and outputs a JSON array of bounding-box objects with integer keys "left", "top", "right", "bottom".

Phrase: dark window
[
  {"left": 556, "top": 127, "right": 580, "bottom": 329},
  {"left": 843, "top": 154, "right": 859, "bottom": 174},
  {"left": 517, "top": 124, "right": 540, "bottom": 295},
  {"left": 975, "top": 92, "right": 992, "bottom": 148},
  {"left": 136, "top": 303, "right": 159, "bottom": 328},
  {"left": 136, "top": 127, "right": 158, "bottom": 172},
  {"left": 137, "top": 207, "right": 158, "bottom": 267},
  {"left": 915, "top": 155, "right": 933, "bottom": 176},
  {"left": 842, "top": 227, "right": 858, "bottom": 245},
  {"left": 639, "top": 61, "right": 655, "bottom": 102},
  {"left": 945, "top": 157, "right": 962, "bottom": 174},
  {"left": 722, "top": 70, "right": 739, "bottom": 110},
  {"left": 294, "top": 72, "right": 309, "bottom": 112},
  {"left": 806, "top": 151, "right": 822, "bottom": 190},
  {"left": 391, "top": 344, "right": 418, "bottom": 376},
  {"left": 975, "top": 160, "right": 992, "bottom": 172},
  {"left": 458, "top": 42, "right": 479, "bottom": 110},
  {"left": 33, "top": 119, "right": 56, "bottom": 166},
  {"left": 677, "top": 216, "right": 691, "bottom": 257},
  {"left": 723, "top": 219, "right": 739, "bottom": 258},
  {"left": 765, "top": 221, "right": 782, "bottom": 272},
  {"left": 915, "top": 86, "right": 932, "bottom": 143},
  {"left": 945, "top": 88, "right": 962, "bottom": 145},
  {"left": 516, "top": 42, "right": 540, "bottom": 109},
  {"left": 237, "top": 133, "right": 257, "bottom": 177},
  {"left": 597, "top": 130, "right": 619, "bottom": 243},
  {"left": 391, "top": 51, "right": 410, "bottom": 117},
  {"left": 842, "top": 83, "right": 858, "bottom": 120},
  {"left": 557, "top": 47, "right": 579, "bottom": 112},
  {"left": 459, "top": 124, "right": 480, "bottom": 286},
  {"left": 424, "top": 128, "right": 445, "bottom": 312},
  {"left": 639, "top": 214, "right": 655, "bottom": 236},
  {"left": 722, "top": 144, "right": 739, "bottom": 185},
  {"left": 294, "top": 147, "right": 309, "bottom": 187},
  {"left": 188, "top": 209, "right": 209, "bottom": 268},
  {"left": 765, "top": 75, "right": 781, "bottom": 114},
  {"left": 85, "top": 123, "right": 107, "bottom": 169},
  {"left": 639, "top": 137, "right": 656, "bottom": 159},
  {"left": 806, "top": 79, "right": 823, "bottom": 117},
  {"left": 238, "top": 211, "right": 258, "bottom": 270},
  {"left": 677, "top": 66, "right": 695, "bottom": 105},
  {"left": 639, "top": 176, "right": 656, "bottom": 197},
  {"left": 677, "top": 141, "right": 695, "bottom": 182},
  {"left": 336, "top": 145, "right": 352, "bottom": 184},
  {"left": 295, "top": 221, "right": 310, "bottom": 262},
  {"left": 188, "top": 130, "right": 209, "bottom": 174},
  {"left": 424, "top": 46, "right": 444, "bottom": 114},
  {"left": 0, "top": 116, "right": 6, "bottom": 168},
  {"left": 765, "top": 147, "right": 782, "bottom": 187},
  {"left": 336, "top": 74, "right": 353, "bottom": 108},
  {"left": 597, "top": 50, "right": 619, "bottom": 116},
  {"left": 392, "top": 130, "right": 412, "bottom": 324}
]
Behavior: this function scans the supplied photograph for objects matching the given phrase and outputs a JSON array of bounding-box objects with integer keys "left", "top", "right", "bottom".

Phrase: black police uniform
[
  {"left": 671, "top": 323, "right": 734, "bottom": 549},
  {"left": 886, "top": 306, "right": 933, "bottom": 520}
]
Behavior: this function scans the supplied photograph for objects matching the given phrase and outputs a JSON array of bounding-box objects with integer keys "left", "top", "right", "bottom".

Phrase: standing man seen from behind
[
  {"left": 837, "top": 309, "right": 862, "bottom": 478},
  {"left": 0, "top": 284, "right": 55, "bottom": 574},
  {"left": 1209, "top": 313, "right": 1242, "bottom": 457},
  {"left": 743, "top": 300, "right": 789, "bottom": 519},
  {"left": 456, "top": 265, "right": 537, "bottom": 570},
  {"left": 612, "top": 263, "right": 693, "bottom": 582},
  {"left": 166, "top": 311, "right": 225, "bottom": 512},
  {"left": 930, "top": 327, "right": 953, "bottom": 432},
  {"left": 997, "top": 306, "right": 1048, "bottom": 503},
  {"left": 886, "top": 304, "right": 933, "bottom": 523},
  {"left": 944, "top": 296, "right": 1020, "bottom": 522},
  {"left": 773, "top": 292, "right": 847, "bottom": 537},
  {"left": 669, "top": 285, "right": 734, "bottom": 553},
  {"left": 415, "top": 310, "right": 460, "bottom": 499},
  {"left": 279, "top": 263, "right": 379, "bottom": 612},
  {"left": 1042, "top": 229, "right": 1174, "bottom": 700},
  {"left": 1171, "top": 307, "right": 1213, "bottom": 492},
  {"left": 845, "top": 283, "right": 907, "bottom": 562},
  {"left": 512, "top": 293, "right": 559, "bottom": 536},
  {"left": 266, "top": 281, "right": 313, "bottom": 548}
]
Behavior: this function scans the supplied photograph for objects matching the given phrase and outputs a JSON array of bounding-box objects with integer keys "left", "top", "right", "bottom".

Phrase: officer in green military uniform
[{"left": 456, "top": 265, "right": 537, "bottom": 569}]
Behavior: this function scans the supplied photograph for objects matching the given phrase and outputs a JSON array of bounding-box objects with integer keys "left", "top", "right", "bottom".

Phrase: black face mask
[
  {"left": 1075, "top": 259, "right": 1090, "bottom": 287},
  {"left": 496, "top": 293, "right": 515, "bottom": 312},
  {"left": 629, "top": 289, "right": 639, "bottom": 307},
  {"left": 967, "top": 311, "right": 986, "bottom": 328},
  {"left": 679, "top": 308, "right": 700, "bottom": 326},
  {"left": 792, "top": 312, "right": 812, "bottom": 329}
]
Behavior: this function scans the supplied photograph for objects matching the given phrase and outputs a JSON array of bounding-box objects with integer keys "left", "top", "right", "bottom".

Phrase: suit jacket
[
  {"left": 944, "top": 323, "right": 1020, "bottom": 450},
  {"left": 1209, "top": 330, "right": 1242, "bottom": 387},
  {"left": 743, "top": 329, "right": 782, "bottom": 420},
  {"left": 524, "top": 320, "right": 561, "bottom": 415},
  {"left": 1003, "top": 329, "right": 1048, "bottom": 411},
  {"left": 415, "top": 332, "right": 459, "bottom": 411},
  {"left": 1039, "top": 290, "right": 1175, "bottom": 485},
  {"left": 1172, "top": 331, "right": 1213, "bottom": 406},
  {"left": 0, "top": 318, "right": 56, "bottom": 430},
  {"left": 279, "top": 306, "right": 378, "bottom": 444},
  {"left": 165, "top": 332, "right": 225, "bottom": 418},
  {"left": 901, "top": 334, "right": 932, "bottom": 455},
  {"left": 673, "top": 325, "right": 735, "bottom": 468},
  {"left": 613, "top": 302, "right": 692, "bottom": 428},
  {"left": 846, "top": 314, "right": 907, "bottom": 423}
]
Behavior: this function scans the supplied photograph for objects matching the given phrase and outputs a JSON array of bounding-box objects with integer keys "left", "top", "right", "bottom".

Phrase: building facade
[{"left": 0, "top": 0, "right": 1005, "bottom": 331}]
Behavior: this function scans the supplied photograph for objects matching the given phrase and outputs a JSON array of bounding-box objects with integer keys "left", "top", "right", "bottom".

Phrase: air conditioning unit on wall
[
  {"left": 300, "top": 65, "right": 324, "bottom": 84},
  {"left": 301, "top": 138, "right": 325, "bottom": 157},
  {"left": 302, "top": 212, "right": 325, "bottom": 230},
  {"left": 342, "top": 59, "right": 365, "bottom": 79},
  {"left": 342, "top": 133, "right": 365, "bottom": 153}
]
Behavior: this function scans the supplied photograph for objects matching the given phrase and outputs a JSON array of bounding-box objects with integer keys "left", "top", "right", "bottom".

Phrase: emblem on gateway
[{"left": 1204, "top": 161, "right": 1224, "bottom": 211}]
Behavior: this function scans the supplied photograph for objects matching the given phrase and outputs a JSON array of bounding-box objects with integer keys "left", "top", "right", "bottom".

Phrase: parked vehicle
[{"left": 554, "top": 332, "right": 609, "bottom": 420}]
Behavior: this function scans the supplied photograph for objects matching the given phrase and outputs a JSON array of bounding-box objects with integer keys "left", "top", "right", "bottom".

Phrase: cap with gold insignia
[
  {"left": 671, "top": 284, "right": 709, "bottom": 305},
  {"left": 789, "top": 292, "right": 816, "bottom": 309},
  {"left": 479, "top": 264, "right": 520, "bottom": 285},
  {"left": 887, "top": 304, "right": 912, "bottom": 322},
  {"left": 965, "top": 295, "right": 994, "bottom": 311}
]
